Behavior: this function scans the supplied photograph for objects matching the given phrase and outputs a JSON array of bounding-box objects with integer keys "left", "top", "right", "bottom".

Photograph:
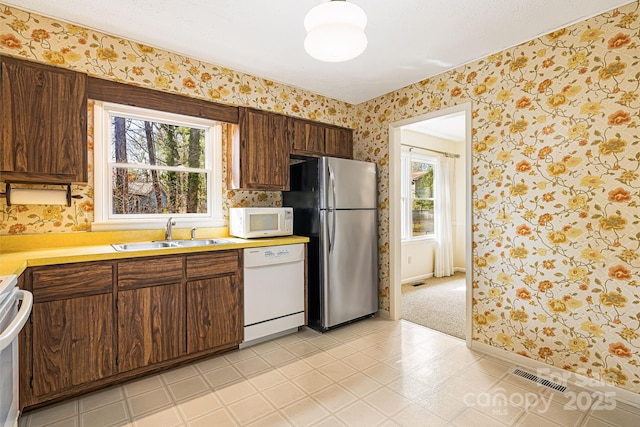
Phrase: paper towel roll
[{"left": 10, "top": 188, "right": 68, "bottom": 205}]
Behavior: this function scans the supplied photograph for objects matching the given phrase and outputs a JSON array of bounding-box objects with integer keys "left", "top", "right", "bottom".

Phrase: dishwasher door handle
[
  {"left": 0, "top": 289, "right": 33, "bottom": 351},
  {"left": 244, "top": 259, "right": 304, "bottom": 269}
]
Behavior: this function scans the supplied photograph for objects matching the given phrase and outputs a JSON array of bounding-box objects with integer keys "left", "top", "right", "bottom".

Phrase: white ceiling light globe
[{"left": 304, "top": 1, "right": 368, "bottom": 62}]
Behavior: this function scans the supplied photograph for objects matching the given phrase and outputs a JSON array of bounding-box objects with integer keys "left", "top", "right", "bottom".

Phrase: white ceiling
[{"left": 5, "top": 0, "right": 635, "bottom": 104}]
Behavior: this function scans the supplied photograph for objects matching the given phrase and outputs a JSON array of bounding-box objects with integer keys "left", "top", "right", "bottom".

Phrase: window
[
  {"left": 401, "top": 151, "right": 435, "bottom": 240},
  {"left": 93, "top": 102, "right": 223, "bottom": 229}
]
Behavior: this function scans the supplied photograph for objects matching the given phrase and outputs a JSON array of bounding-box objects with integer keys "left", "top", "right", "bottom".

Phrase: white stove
[
  {"left": 0, "top": 275, "right": 18, "bottom": 304},
  {"left": 0, "top": 274, "right": 32, "bottom": 427}
]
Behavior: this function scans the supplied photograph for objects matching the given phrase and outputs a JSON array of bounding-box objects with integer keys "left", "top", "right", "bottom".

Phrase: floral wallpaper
[
  {"left": 2, "top": 0, "right": 640, "bottom": 396},
  {"left": 354, "top": 2, "right": 640, "bottom": 394},
  {"left": 0, "top": 3, "right": 350, "bottom": 234}
]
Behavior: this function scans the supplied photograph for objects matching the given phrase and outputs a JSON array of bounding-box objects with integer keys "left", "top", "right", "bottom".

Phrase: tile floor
[{"left": 18, "top": 317, "right": 640, "bottom": 427}]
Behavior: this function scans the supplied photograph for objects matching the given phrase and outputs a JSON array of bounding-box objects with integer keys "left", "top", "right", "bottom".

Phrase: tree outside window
[
  {"left": 401, "top": 151, "right": 436, "bottom": 240},
  {"left": 111, "top": 117, "right": 207, "bottom": 215},
  {"left": 411, "top": 160, "right": 434, "bottom": 237}
]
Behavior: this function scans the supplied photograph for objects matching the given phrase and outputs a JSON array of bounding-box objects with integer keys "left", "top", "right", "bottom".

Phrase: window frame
[
  {"left": 401, "top": 150, "right": 436, "bottom": 241},
  {"left": 92, "top": 101, "right": 224, "bottom": 231}
]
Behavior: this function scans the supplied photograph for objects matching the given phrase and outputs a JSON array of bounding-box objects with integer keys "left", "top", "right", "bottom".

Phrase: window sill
[{"left": 401, "top": 235, "right": 436, "bottom": 244}]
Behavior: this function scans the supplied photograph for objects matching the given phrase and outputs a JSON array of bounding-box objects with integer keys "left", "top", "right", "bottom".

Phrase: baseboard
[
  {"left": 401, "top": 269, "right": 466, "bottom": 284},
  {"left": 377, "top": 309, "right": 390, "bottom": 319},
  {"left": 401, "top": 272, "right": 433, "bottom": 285},
  {"left": 471, "top": 341, "right": 640, "bottom": 409}
]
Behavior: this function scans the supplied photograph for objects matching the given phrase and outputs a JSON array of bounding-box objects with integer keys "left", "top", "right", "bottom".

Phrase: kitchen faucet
[{"left": 165, "top": 217, "right": 176, "bottom": 241}]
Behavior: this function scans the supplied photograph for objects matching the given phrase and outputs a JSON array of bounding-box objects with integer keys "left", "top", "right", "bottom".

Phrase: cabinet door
[
  {"left": 234, "top": 108, "right": 289, "bottom": 190},
  {"left": 0, "top": 56, "right": 88, "bottom": 183},
  {"left": 32, "top": 294, "right": 114, "bottom": 397},
  {"left": 324, "top": 127, "right": 353, "bottom": 159},
  {"left": 117, "top": 282, "right": 182, "bottom": 372},
  {"left": 291, "top": 119, "right": 325, "bottom": 155},
  {"left": 186, "top": 276, "right": 242, "bottom": 353}
]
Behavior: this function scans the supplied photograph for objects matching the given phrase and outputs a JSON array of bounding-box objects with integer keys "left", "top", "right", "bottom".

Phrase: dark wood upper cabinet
[
  {"left": 0, "top": 56, "right": 88, "bottom": 183},
  {"left": 289, "top": 117, "right": 353, "bottom": 159},
  {"left": 324, "top": 126, "right": 353, "bottom": 159},
  {"left": 290, "top": 119, "right": 325, "bottom": 156},
  {"left": 0, "top": 55, "right": 351, "bottom": 188},
  {"left": 229, "top": 107, "right": 290, "bottom": 191}
]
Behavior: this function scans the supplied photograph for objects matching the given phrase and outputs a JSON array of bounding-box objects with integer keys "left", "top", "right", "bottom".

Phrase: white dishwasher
[{"left": 242, "top": 244, "right": 305, "bottom": 346}]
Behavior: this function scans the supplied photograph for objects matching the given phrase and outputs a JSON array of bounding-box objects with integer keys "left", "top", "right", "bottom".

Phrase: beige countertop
[{"left": 0, "top": 228, "right": 309, "bottom": 277}]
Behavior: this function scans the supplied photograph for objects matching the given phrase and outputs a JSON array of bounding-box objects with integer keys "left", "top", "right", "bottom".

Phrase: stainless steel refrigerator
[{"left": 283, "top": 157, "right": 378, "bottom": 331}]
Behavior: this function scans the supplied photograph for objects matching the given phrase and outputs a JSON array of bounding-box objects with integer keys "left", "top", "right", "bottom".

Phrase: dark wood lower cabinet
[
  {"left": 117, "top": 283, "right": 182, "bottom": 372},
  {"left": 33, "top": 294, "right": 114, "bottom": 397},
  {"left": 187, "top": 276, "right": 241, "bottom": 353},
  {"left": 20, "top": 250, "right": 244, "bottom": 412}
]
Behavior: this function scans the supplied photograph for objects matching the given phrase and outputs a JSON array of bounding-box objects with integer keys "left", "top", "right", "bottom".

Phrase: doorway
[
  {"left": 402, "top": 272, "right": 466, "bottom": 339},
  {"left": 388, "top": 103, "right": 472, "bottom": 345}
]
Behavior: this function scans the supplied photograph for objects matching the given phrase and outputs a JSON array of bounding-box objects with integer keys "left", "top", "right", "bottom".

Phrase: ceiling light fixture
[{"left": 304, "top": 0, "right": 367, "bottom": 63}]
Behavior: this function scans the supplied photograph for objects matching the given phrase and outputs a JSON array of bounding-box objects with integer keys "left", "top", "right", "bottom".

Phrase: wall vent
[{"left": 510, "top": 368, "right": 567, "bottom": 393}]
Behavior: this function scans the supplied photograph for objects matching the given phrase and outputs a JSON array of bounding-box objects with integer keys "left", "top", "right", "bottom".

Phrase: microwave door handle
[
  {"left": 0, "top": 289, "right": 33, "bottom": 351},
  {"left": 328, "top": 165, "right": 337, "bottom": 253}
]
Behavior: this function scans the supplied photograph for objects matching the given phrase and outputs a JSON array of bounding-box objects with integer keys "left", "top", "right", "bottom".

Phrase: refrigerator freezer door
[
  {"left": 321, "top": 209, "right": 378, "bottom": 328},
  {"left": 320, "top": 157, "right": 377, "bottom": 210}
]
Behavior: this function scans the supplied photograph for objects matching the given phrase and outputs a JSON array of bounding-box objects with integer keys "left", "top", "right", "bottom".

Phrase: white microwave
[{"left": 229, "top": 207, "right": 293, "bottom": 238}]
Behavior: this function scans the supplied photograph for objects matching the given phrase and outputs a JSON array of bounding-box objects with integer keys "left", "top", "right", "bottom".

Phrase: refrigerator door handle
[
  {"left": 321, "top": 210, "right": 331, "bottom": 326},
  {"left": 328, "top": 165, "right": 337, "bottom": 253}
]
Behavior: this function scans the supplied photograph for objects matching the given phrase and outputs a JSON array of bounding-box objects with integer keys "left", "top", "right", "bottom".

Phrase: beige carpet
[{"left": 401, "top": 272, "right": 466, "bottom": 339}]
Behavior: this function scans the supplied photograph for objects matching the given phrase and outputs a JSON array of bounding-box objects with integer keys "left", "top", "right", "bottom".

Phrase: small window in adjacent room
[
  {"left": 92, "top": 102, "right": 223, "bottom": 230},
  {"left": 401, "top": 151, "right": 436, "bottom": 240}
]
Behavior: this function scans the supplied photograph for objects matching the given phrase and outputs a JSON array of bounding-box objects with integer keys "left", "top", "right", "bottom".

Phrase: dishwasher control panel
[
  {"left": 262, "top": 247, "right": 292, "bottom": 260},
  {"left": 244, "top": 244, "right": 304, "bottom": 267}
]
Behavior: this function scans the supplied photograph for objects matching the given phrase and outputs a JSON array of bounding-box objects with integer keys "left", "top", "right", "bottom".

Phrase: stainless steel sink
[
  {"left": 173, "top": 239, "right": 230, "bottom": 247},
  {"left": 112, "top": 239, "right": 230, "bottom": 251},
  {"left": 112, "top": 241, "right": 178, "bottom": 251}
]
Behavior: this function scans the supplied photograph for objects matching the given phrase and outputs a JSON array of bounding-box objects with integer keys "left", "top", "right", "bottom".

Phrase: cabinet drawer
[
  {"left": 32, "top": 263, "right": 113, "bottom": 302},
  {"left": 187, "top": 251, "right": 238, "bottom": 279},
  {"left": 118, "top": 256, "right": 183, "bottom": 289}
]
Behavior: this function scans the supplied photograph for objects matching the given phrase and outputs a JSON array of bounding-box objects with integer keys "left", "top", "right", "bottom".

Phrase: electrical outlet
[{"left": 408, "top": 256, "right": 412, "bottom": 264}]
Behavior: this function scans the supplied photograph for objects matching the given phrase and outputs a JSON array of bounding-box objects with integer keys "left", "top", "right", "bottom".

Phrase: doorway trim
[{"left": 388, "top": 102, "right": 473, "bottom": 346}]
